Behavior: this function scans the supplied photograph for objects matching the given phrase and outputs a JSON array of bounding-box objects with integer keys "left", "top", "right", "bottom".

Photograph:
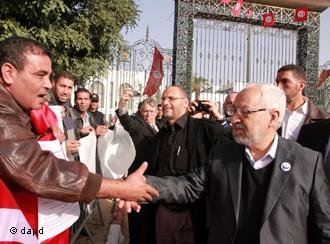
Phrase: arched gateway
[{"left": 172, "top": 0, "right": 330, "bottom": 108}]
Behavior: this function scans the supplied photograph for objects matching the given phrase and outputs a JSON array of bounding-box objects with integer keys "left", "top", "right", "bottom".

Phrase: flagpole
[{"left": 246, "top": 24, "right": 252, "bottom": 84}]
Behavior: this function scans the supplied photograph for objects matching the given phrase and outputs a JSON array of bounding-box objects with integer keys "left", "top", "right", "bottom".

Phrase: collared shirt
[
  {"left": 282, "top": 100, "right": 308, "bottom": 140},
  {"left": 245, "top": 134, "right": 278, "bottom": 170},
  {"left": 156, "top": 114, "right": 188, "bottom": 176},
  {"left": 81, "top": 112, "right": 91, "bottom": 127}
]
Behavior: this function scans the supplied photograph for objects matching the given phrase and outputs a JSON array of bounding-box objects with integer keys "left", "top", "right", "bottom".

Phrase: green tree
[{"left": 0, "top": 0, "right": 139, "bottom": 85}]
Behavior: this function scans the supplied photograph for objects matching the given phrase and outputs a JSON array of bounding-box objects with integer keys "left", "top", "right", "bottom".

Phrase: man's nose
[
  {"left": 162, "top": 99, "right": 170, "bottom": 106},
  {"left": 44, "top": 78, "right": 52, "bottom": 90}
]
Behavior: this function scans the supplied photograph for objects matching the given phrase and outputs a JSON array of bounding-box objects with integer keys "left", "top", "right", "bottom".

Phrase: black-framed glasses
[
  {"left": 227, "top": 107, "right": 267, "bottom": 117},
  {"left": 161, "top": 96, "right": 185, "bottom": 103}
]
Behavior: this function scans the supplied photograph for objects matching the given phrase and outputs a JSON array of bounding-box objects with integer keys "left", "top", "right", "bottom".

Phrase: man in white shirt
[{"left": 276, "top": 64, "right": 329, "bottom": 140}]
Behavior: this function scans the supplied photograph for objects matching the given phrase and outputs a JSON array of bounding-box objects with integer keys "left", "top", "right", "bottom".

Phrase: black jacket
[
  {"left": 149, "top": 115, "right": 230, "bottom": 244},
  {"left": 116, "top": 110, "right": 158, "bottom": 174}
]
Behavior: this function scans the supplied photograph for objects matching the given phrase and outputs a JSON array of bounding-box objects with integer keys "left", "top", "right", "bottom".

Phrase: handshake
[{"left": 98, "top": 162, "right": 158, "bottom": 213}]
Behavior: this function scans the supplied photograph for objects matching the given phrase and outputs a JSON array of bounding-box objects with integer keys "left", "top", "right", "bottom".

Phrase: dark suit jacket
[
  {"left": 297, "top": 119, "right": 330, "bottom": 179},
  {"left": 150, "top": 116, "right": 231, "bottom": 243},
  {"left": 148, "top": 137, "right": 330, "bottom": 244},
  {"left": 116, "top": 110, "right": 158, "bottom": 174},
  {"left": 297, "top": 119, "right": 330, "bottom": 156},
  {"left": 150, "top": 116, "right": 230, "bottom": 173}
]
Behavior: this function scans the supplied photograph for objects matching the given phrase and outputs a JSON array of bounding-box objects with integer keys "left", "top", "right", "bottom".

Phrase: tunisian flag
[
  {"left": 0, "top": 179, "right": 39, "bottom": 244},
  {"left": 143, "top": 47, "right": 164, "bottom": 97},
  {"left": 294, "top": 7, "right": 308, "bottom": 22},
  {"left": 263, "top": 12, "right": 275, "bottom": 27}
]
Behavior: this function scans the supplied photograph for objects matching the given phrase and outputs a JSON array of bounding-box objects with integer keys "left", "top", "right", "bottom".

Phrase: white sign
[
  {"left": 78, "top": 132, "right": 97, "bottom": 173},
  {"left": 98, "top": 125, "right": 135, "bottom": 179},
  {"left": 37, "top": 139, "right": 80, "bottom": 241}
]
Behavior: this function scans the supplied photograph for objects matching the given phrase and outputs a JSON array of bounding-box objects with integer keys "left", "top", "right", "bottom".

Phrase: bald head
[
  {"left": 231, "top": 84, "right": 286, "bottom": 150},
  {"left": 161, "top": 85, "right": 189, "bottom": 124}
]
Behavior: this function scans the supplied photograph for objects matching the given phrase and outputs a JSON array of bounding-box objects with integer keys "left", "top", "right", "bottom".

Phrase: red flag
[
  {"left": 263, "top": 12, "right": 275, "bottom": 27},
  {"left": 318, "top": 69, "right": 330, "bottom": 88},
  {"left": 0, "top": 179, "right": 39, "bottom": 243},
  {"left": 232, "top": 0, "right": 243, "bottom": 17},
  {"left": 294, "top": 7, "right": 308, "bottom": 22},
  {"left": 246, "top": 8, "right": 253, "bottom": 18},
  {"left": 30, "top": 104, "right": 58, "bottom": 141},
  {"left": 143, "top": 47, "right": 164, "bottom": 97},
  {"left": 220, "top": 0, "right": 231, "bottom": 4}
]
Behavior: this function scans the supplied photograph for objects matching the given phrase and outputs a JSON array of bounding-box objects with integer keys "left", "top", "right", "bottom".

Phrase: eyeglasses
[
  {"left": 161, "top": 96, "right": 185, "bottom": 102},
  {"left": 227, "top": 107, "right": 267, "bottom": 117}
]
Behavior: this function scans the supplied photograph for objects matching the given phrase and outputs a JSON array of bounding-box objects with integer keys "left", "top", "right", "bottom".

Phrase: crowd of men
[{"left": 0, "top": 35, "right": 330, "bottom": 244}]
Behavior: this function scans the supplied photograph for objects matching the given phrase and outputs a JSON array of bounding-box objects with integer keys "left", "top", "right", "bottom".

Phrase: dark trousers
[
  {"left": 155, "top": 204, "right": 195, "bottom": 244},
  {"left": 128, "top": 204, "right": 156, "bottom": 244}
]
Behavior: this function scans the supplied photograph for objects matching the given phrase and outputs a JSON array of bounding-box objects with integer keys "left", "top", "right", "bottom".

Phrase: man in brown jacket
[{"left": 0, "top": 36, "right": 157, "bottom": 208}]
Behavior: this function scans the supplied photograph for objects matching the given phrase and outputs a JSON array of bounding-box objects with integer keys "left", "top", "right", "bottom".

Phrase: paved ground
[{"left": 73, "top": 199, "right": 129, "bottom": 244}]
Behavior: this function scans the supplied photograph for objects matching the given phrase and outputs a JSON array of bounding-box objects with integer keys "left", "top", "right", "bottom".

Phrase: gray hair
[
  {"left": 245, "top": 83, "right": 286, "bottom": 129},
  {"left": 139, "top": 97, "right": 157, "bottom": 111}
]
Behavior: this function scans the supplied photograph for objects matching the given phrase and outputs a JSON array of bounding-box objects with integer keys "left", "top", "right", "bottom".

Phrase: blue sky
[{"left": 122, "top": 0, "right": 330, "bottom": 65}]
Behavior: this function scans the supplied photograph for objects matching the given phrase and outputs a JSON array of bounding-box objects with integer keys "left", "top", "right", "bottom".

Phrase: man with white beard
[{"left": 146, "top": 83, "right": 330, "bottom": 244}]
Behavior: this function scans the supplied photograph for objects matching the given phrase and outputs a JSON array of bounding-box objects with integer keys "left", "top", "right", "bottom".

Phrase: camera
[{"left": 194, "top": 100, "right": 210, "bottom": 112}]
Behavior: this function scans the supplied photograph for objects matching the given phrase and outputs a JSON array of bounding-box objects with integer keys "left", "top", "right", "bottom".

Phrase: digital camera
[{"left": 195, "top": 100, "right": 210, "bottom": 112}]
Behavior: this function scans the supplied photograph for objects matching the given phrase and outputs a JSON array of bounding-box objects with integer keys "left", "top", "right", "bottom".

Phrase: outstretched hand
[
  {"left": 122, "top": 162, "right": 159, "bottom": 202},
  {"left": 97, "top": 162, "right": 159, "bottom": 203}
]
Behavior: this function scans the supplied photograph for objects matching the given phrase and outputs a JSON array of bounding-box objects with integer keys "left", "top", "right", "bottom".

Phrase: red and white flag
[
  {"left": 0, "top": 179, "right": 39, "bottom": 244},
  {"left": 143, "top": 47, "right": 164, "bottom": 97},
  {"left": 232, "top": 0, "right": 243, "bottom": 17},
  {"left": 220, "top": 0, "right": 231, "bottom": 4},
  {"left": 246, "top": 8, "right": 253, "bottom": 18},
  {"left": 294, "top": 7, "right": 308, "bottom": 22},
  {"left": 263, "top": 12, "right": 275, "bottom": 27}
]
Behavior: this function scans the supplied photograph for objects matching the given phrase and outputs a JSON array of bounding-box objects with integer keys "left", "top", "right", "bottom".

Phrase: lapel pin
[{"left": 280, "top": 162, "right": 292, "bottom": 172}]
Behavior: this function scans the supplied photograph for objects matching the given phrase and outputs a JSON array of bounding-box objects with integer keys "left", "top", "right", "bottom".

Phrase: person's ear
[
  {"left": 299, "top": 79, "right": 306, "bottom": 91},
  {"left": 1, "top": 63, "right": 17, "bottom": 85},
  {"left": 269, "top": 109, "right": 280, "bottom": 128},
  {"left": 183, "top": 97, "right": 189, "bottom": 109}
]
